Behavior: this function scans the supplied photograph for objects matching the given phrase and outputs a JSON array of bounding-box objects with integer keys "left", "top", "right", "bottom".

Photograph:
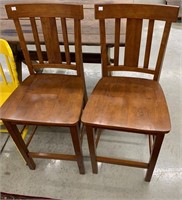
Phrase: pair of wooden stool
[{"left": 0, "top": 3, "right": 179, "bottom": 182}]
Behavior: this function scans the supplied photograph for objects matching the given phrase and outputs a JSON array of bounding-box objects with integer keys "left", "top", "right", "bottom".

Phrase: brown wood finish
[
  {"left": 3, "top": 121, "right": 36, "bottom": 169},
  {"left": 0, "top": 0, "right": 133, "bottom": 81},
  {"left": 1, "top": 4, "right": 87, "bottom": 174},
  {"left": 145, "top": 134, "right": 164, "bottom": 181},
  {"left": 82, "top": 4, "right": 179, "bottom": 181}
]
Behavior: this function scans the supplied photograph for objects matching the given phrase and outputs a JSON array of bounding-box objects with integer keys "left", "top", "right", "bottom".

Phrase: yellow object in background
[
  {"left": 0, "top": 38, "right": 19, "bottom": 133},
  {"left": 0, "top": 39, "right": 27, "bottom": 151}
]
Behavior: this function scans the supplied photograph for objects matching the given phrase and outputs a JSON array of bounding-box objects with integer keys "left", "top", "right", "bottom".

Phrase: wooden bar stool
[
  {"left": 82, "top": 3, "right": 179, "bottom": 181},
  {"left": 1, "top": 4, "right": 87, "bottom": 173}
]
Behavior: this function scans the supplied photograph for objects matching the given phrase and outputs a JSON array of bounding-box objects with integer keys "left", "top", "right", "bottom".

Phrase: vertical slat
[
  {"left": 114, "top": 18, "right": 121, "bottom": 66},
  {"left": 30, "top": 17, "right": 44, "bottom": 64},
  {"left": 74, "top": 17, "right": 88, "bottom": 102},
  {"left": 124, "top": 19, "right": 143, "bottom": 67},
  {"left": 154, "top": 22, "right": 172, "bottom": 81},
  {"left": 143, "top": 20, "right": 154, "bottom": 68},
  {"left": 13, "top": 19, "right": 34, "bottom": 74},
  {"left": 74, "top": 19, "right": 82, "bottom": 76},
  {"left": 41, "top": 17, "right": 62, "bottom": 63},
  {"left": 100, "top": 19, "right": 108, "bottom": 77},
  {"left": 61, "top": 18, "right": 71, "bottom": 64},
  {"left": 74, "top": 18, "right": 88, "bottom": 103}
]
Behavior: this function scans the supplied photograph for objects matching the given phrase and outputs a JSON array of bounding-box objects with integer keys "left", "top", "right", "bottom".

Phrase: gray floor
[{"left": 0, "top": 2, "right": 182, "bottom": 200}]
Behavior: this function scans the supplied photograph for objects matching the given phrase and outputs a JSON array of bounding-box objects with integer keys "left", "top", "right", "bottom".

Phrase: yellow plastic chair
[{"left": 0, "top": 38, "right": 27, "bottom": 151}]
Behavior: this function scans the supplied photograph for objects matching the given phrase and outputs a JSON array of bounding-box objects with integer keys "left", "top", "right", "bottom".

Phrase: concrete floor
[{"left": 0, "top": 2, "right": 182, "bottom": 200}]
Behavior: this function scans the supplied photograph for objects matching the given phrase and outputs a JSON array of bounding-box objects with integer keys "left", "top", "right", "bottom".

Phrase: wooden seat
[
  {"left": 81, "top": 4, "right": 179, "bottom": 181},
  {"left": 1, "top": 4, "right": 87, "bottom": 174}
]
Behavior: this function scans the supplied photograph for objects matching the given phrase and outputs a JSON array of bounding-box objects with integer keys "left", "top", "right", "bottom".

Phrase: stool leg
[
  {"left": 3, "top": 121, "right": 36, "bottom": 169},
  {"left": 86, "top": 125, "right": 98, "bottom": 174},
  {"left": 145, "top": 134, "right": 164, "bottom": 182},
  {"left": 70, "top": 125, "right": 85, "bottom": 174}
]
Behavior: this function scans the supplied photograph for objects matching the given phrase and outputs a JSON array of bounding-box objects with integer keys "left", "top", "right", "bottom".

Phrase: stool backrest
[
  {"left": 5, "top": 4, "right": 84, "bottom": 77},
  {"left": 95, "top": 4, "right": 179, "bottom": 80}
]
